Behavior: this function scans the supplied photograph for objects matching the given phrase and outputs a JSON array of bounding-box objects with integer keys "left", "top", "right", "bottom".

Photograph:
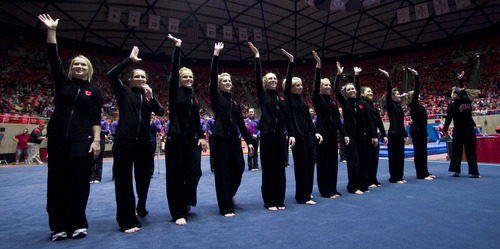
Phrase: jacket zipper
[
  {"left": 136, "top": 94, "right": 143, "bottom": 140},
  {"left": 65, "top": 88, "right": 81, "bottom": 138}
]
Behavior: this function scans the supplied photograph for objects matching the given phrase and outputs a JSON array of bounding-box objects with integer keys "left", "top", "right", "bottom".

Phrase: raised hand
[
  {"left": 38, "top": 14, "right": 59, "bottom": 30},
  {"left": 167, "top": 33, "right": 182, "bottom": 47},
  {"left": 354, "top": 66, "right": 362, "bottom": 75},
  {"left": 378, "top": 68, "right": 389, "bottom": 77},
  {"left": 457, "top": 71, "right": 465, "bottom": 80},
  {"left": 214, "top": 42, "right": 224, "bottom": 56},
  {"left": 129, "top": 46, "right": 142, "bottom": 63},
  {"left": 312, "top": 51, "right": 321, "bottom": 68},
  {"left": 407, "top": 67, "right": 418, "bottom": 76},
  {"left": 281, "top": 48, "right": 294, "bottom": 62},
  {"left": 248, "top": 42, "right": 259, "bottom": 57},
  {"left": 336, "top": 61, "right": 344, "bottom": 75}
]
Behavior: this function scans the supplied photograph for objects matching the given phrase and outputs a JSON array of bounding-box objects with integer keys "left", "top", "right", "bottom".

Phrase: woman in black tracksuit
[
  {"left": 335, "top": 63, "right": 378, "bottom": 194},
  {"left": 379, "top": 68, "right": 408, "bottom": 184},
  {"left": 165, "top": 35, "right": 208, "bottom": 225},
  {"left": 312, "top": 52, "right": 348, "bottom": 198},
  {"left": 107, "top": 46, "right": 164, "bottom": 233},
  {"left": 443, "top": 71, "right": 480, "bottom": 178},
  {"left": 359, "top": 83, "right": 387, "bottom": 188},
  {"left": 282, "top": 49, "right": 322, "bottom": 205},
  {"left": 407, "top": 67, "right": 434, "bottom": 180},
  {"left": 209, "top": 42, "right": 254, "bottom": 216},
  {"left": 249, "top": 42, "right": 295, "bottom": 211},
  {"left": 39, "top": 14, "right": 103, "bottom": 241}
]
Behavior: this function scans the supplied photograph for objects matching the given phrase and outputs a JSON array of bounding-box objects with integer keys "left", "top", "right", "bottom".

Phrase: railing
[{"left": 0, "top": 113, "right": 48, "bottom": 125}]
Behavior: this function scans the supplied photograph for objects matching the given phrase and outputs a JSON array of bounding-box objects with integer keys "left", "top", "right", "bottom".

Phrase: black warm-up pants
[
  {"left": 47, "top": 138, "right": 92, "bottom": 233},
  {"left": 367, "top": 142, "right": 381, "bottom": 186},
  {"left": 345, "top": 135, "right": 370, "bottom": 193},
  {"left": 213, "top": 136, "right": 245, "bottom": 215},
  {"left": 291, "top": 134, "right": 315, "bottom": 203},
  {"left": 113, "top": 139, "right": 152, "bottom": 231},
  {"left": 316, "top": 133, "right": 340, "bottom": 197},
  {"left": 165, "top": 135, "right": 202, "bottom": 221},
  {"left": 449, "top": 130, "right": 479, "bottom": 175},
  {"left": 90, "top": 143, "right": 105, "bottom": 182},
  {"left": 410, "top": 131, "right": 431, "bottom": 179},
  {"left": 260, "top": 131, "right": 287, "bottom": 208},
  {"left": 388, "top": 131, "right": 405, "bottom": 182},
  {"left": 247, "top": 137, "right": 259, "bottom": 170}
]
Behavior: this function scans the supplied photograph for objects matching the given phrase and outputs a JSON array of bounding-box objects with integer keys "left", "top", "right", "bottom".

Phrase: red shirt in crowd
[{"left": 14, "top": 133, "right": 29, "bottom": 149}]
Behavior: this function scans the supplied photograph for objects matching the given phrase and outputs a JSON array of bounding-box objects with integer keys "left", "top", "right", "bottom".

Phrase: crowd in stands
[{"left": 1, "top": 34, "right": 499, "bottom": 128}]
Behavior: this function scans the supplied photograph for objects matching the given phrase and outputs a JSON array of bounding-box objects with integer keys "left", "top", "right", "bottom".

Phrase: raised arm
[
  {"left": 312, "top": 51, "right": 321, "bottom": 98},
  {"left": 38, "top": 14, "right": 58, "bottom": 44},
  {"left": 408, "top": 67, "right": 420, "bottom": 106},
  {"left": 249, "top": 42, "right": 264, "bottom": 104},
  {"left": 210, "top": 42, "right": 223, "bottom": 101},
  {"left": 107, "top": 46, "right": 140, "bottom": 95},
  {"left": 334, "top": 61, "right": 345, "bottom": 106},
  {"left": 457, "top": 70, "right": 465, "bottom": 88},
  {"left": 281, "top": 48, "right": 294, "bottom": 97},
  {"left": 167, "top": 34, "right": 182, "bottom": 96},
  {"left": 354, "top": 66, "right": 362, "bottom": 98},
  {"left": 379, "top": 68, "right": 392, "bottom": 105}
]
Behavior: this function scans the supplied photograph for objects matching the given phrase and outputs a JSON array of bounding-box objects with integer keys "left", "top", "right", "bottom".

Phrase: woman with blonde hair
[
  {"left": 165, "top": 34, "right": 207, "bottom": 225},
  {"left": 312, "top": 52, "right": 348, "bottom": 198},
  {"left": 281, "top": 49, "right": 322, "bottom": 205},
  {"left": 249, "top": 42, "right": 295, "bottom": 211},
  {"left": 39, "top": 14, "right": 103, "bottom": 241},
  {"left": 209, "top": 42, "right": 254, "bottom": 216}
]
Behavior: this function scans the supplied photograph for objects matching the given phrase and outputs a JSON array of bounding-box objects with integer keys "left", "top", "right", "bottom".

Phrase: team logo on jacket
[
  {"left": 332, "top": 101, "right": 336, "bottom": 105},
  {"left": 359, "top": 104, "right": 363, "bottom": 109},
  {"left": 195, "top": 98, "right": 198, "bottom": 103},
  {"left": 146, "top": 97, "right": 150, "bottom": 102},
  {"left": 85, "top": 90, "right": 92, "bottom": 96},
  {"left": 280, "top": 97, "right": 284, "bottom": 101},
  {"left": 234, "top": 101, "right": 237, "bottom": 105}
]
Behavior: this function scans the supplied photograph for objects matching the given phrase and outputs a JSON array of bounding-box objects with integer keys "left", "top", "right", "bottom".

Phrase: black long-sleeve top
[
  {"left": 408, "top": 75, "right": 428, "bottom": 136},
  {"left": 254, "top": 57, "right": 295, "bottom": 137},
  {"left": 364, "top": 99, "right": 387, "bottom": 138},
  {"left": 443, "top": 79, "right": 476, "bottom": 134},
  {"left": 46, "top": 43, "right": 103, "bottom": 141},
  {"left": 167, "top": 46, "right": 205, "bottom": 139},
  {"left": 355, "top": 75, "right": 387, "bottom": 138},
  {"left": 312, "top": 69, "right": 346, "bottom": 138},
  {"left": 385, "top": 77, "right": 408, "bottom": 136},
  {"left": 107, "top": 58, "right": 164, "bottom": 141},
  {"left": 335, "top": 75, "right": 376, "bottom": 139},
  {"left": 283, "top": 61, "right": 317, "bottom": 136},
  {"left": 209, "top": 55, "right": 251, "bottom": 144}
]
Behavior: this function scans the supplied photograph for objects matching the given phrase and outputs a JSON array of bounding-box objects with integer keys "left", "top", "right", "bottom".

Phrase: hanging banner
[
  {"left": 128, "top": 10, "right": 141, "bottom": 27},
  {"left": 108, "top": 7, "right": 121, "bottom": 24},
  {"left": 149, "top": 14, "right": 160, "bottom": 30}
]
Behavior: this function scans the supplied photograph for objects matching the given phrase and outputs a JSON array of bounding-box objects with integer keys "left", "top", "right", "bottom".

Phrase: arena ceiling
[{"left": 0, "top": 0, "right": 499, "bottom": 63}]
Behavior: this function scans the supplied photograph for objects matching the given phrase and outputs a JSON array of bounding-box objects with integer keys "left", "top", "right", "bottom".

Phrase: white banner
[
  {"left": 330, "top": 0, "right": 345, "bottom": 10},
  {"left": 362, "top": 0, "right": 380, "bottom": 7},
  {"left": 148, "top": 14, "right": 160, "bottom": 30},
  {"left": 397, "top": 7, "right": 410, "bottom": 24},
  {"left": 128, "top": 10, "right": 141, "bottom": 27},
  {"left": 434, "top": 0, "right": 450, "bottom": 15},
  {"left": 223, "top": 25, "right": 232, "bottom": 40},
  {"left": 168, "top": 18, "right": 179, "bottom": 33},
  {"left": 207, "top": 23, "right": 216, "bottom": 38},
  {"left": 415, "top": 2, "right": 429, "bottom": 20},
  {"left": 455, "top": 0, "right": 471, "bottom": 9},
  {"left": 108, "top": 7, "right": 121, "bottom": 24},
  {"left": 239, "top": 28, "right": 248, "bottom": 41},
  {"left": 253, "top": 29, "right": 262, "bottom": 42}
]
